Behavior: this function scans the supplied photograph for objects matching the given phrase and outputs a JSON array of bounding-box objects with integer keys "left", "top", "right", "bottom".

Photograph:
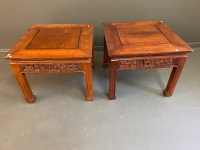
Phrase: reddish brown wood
[
  {"left": 103, "top": 37, "right": 109, "bottom": 68},
  {"left": 163, "top": 56, "right": 187, "bottom": 96},
  {"left": 103, "top": 20, "right": 193, "bottom": 100},
  {"left": 5, "top": 24, "right": 94, "bottom": 103},
  {"left": 109, "top": 61, "right": 118, "bottom": 99}
]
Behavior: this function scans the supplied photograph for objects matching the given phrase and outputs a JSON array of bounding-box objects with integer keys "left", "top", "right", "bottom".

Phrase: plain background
[{"left": 1, "top": 0, "right": 200, "bottom": 49}]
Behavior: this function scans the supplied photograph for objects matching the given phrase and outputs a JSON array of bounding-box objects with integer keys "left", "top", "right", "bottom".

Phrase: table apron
[
  {"left": 10, "top": 61, "right": 92, "bottom": 74},
  {"left": 110, "top": 55, "right": 187, "bottom": 70}
]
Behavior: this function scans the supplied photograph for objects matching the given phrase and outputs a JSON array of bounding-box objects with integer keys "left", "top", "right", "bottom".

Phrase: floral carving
[
  {"left": 119, "top": 58, "right": 177, "bottom": 70},
  {"left": 20, "top": 63, "right": 82, "bottom": 73}
]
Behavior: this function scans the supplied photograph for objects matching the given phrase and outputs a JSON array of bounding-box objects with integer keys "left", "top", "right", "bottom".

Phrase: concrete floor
[{"left": 0, "top": 49, "right": 200, "bottom": 150}]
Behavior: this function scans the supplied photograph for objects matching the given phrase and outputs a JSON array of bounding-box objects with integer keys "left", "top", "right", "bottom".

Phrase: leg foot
[
  {"left": 163, "top": 89, "right": 172, "bottom": 97},
  {"left": 109, "top": 95, "right": 116, "bottom": 100},
  {"left": 26, "top": 95, "right": 36, "bottom": 103},
  {"left": 86, "top": 96, "right": 93, "bottom": 101}
]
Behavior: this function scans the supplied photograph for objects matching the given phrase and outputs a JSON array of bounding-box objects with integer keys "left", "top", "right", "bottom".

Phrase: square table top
[
  {"left": 5, "top": 24, "right": 93, "bottom": 60},
  {"left": 103, "top": 20, "right": 193, "bottom": 57}
]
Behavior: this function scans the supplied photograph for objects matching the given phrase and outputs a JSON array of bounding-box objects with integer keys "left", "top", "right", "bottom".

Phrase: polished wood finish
[
  {"left": 103, "top": 21, "right": 193, "bottom": 100},
  {"left": 5, "top": 24, "right": 94, "bottom": 103}
]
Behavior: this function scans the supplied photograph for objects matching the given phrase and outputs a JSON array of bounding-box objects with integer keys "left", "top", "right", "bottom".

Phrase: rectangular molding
[
  {"left": 0, "top": 42, "right": 199, "bottom": 53},
  {"left": 94, "top": 43, "right": 200, "bottom": 50}
]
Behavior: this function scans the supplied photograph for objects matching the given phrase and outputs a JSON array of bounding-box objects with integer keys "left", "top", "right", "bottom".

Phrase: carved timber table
[
  {"left": 5, "top": 24, "right": 94, "bottom": 103},
  {"left": 103, "top": 21, "right": 193, "bottom": 100}
]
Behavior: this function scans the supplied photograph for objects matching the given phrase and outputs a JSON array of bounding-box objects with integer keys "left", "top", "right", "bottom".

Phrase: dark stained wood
[
  {"left": 5, "top": 24, "right": 94, "bottom": 103},
  {"left": 163, "top": 56, "right": 187, "bottom": 96},
  {"left": 103, "top": 20, "right": 193, "bottom": 100},
  {"left": 103, "top": 37, "right": 109, "bottom": 68}
]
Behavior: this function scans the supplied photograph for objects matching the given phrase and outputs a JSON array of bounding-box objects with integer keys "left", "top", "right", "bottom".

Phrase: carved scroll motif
[
  {"left": 119, "top": 58, "right": 177, "bottom": 70},
  {"left": 20, "top": 63, "right": 82, "bottom": 73}
]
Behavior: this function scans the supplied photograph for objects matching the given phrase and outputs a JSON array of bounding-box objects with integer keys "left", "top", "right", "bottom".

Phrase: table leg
[
  {"left": 82, "top": 63, "right": 93, "bottom": 101},
  {"left": 92, "top": 50, "right": 95, "bottom": 68},
  {"left": 103, "top": 36, "right": 109, "bottom": 68},
  {"left": 163, "top": 57, "right": 187, "bottom": 96},
  {"left": 109, "top": 61, "right": 118, "bottom": 100},
  {"left": 10, "top": 63, "right": 36, "bottom": 103}
]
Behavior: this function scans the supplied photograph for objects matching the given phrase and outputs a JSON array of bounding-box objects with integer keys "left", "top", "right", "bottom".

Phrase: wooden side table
[
  {"left": 103, "top": 21, "right": 193, "bottom": 100},
  {"left": 5, "top": 24, "right": 94, "bottom": 103}
]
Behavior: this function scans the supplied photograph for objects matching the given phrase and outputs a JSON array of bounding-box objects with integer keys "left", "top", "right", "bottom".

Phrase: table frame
[
  {"left": 102, "top": 20, "right": 192, "bottom": 100},
  {"left": 10, "top": 59, "right": 93, "bottom": 103},
  {"left": 5, "top": 24, "right": 94, "bottom": 103},
  {"left": 103, "top": 41, "right": 187, "bottom": 99}
]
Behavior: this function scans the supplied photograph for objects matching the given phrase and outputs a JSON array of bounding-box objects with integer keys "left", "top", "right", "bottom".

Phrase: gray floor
[{"left": 0, "top": 49, "right": 200, "bottom": 150}]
